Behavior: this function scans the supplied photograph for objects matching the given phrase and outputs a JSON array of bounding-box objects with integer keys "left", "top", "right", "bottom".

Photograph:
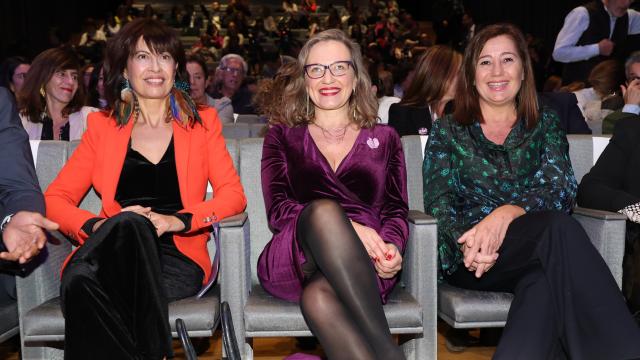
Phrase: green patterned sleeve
[
  {"left": 423, "top": 119, "right": 463, "bottom": 274},
  {"left": 510, "top": 110, "right": 577, "bottom": 213}
]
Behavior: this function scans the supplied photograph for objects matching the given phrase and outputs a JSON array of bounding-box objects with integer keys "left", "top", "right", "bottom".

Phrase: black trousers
[
  {"left": 60, "top": 212, "right": 201, "bottom": 360},
  {"left": 445, "top": 211, "right": 640, "bottom": 360}
]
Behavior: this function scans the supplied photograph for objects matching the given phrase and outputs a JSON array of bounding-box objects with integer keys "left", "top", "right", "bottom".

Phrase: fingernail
[{"left": 386, "top": 254, "right": 392, "bottom": 260}]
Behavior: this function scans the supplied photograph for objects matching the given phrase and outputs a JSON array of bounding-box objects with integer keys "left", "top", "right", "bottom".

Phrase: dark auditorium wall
[{"left": 0, "top": 0, "right": 120, "bottom": 60}]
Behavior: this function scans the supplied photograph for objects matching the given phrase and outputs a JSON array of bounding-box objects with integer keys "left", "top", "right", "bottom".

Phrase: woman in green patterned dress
[{"left": 423, "top": 23, "right": 640, "bottom": 359}]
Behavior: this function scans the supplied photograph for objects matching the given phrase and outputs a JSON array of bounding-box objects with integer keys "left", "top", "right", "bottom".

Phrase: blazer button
[{"left": 203, "top": 216, "right": 211, "bottom": 223}]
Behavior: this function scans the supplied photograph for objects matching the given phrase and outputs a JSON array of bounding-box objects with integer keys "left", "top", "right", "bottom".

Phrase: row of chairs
[
  {"left": 222, "top": 122, "right": 267, "bottom": 139},
  {"left": 6, "top": 134, "right": 625, "bottom": 359}
]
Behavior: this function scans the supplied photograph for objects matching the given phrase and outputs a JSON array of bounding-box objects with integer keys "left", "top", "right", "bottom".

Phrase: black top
[
  {"left": 115, "top": 137, "right": 203, "bottom": 300},
  {"left": 388, "top": 103, "right": 433, "bottom": 137},
  {"left": 538, "top": 92, "right": 591, "bottom": 134},
  {"left": 40, "top": 116, "right": 70, "bottom": 141},
  {"left": 577, "top": 115, "right": 640, "bottom": 212}
]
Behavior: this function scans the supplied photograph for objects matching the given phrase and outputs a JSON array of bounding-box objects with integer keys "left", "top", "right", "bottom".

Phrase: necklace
[{"left": 311, "top": 122, "right": 350, "bottom": 143}]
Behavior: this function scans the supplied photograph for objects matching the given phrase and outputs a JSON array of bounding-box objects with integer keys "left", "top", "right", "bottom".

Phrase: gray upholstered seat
[
  {"left": 402, "top": 134, "right": 626, "bottom": 330},
  {"left": 235, "top": 114, "right": 261, "bottom": 124},
  {"left": 0, "top": 298, "right": 18, "bottom": 344},
  {"left": 16, "top": 139, "right": 241, "bottom": 359},
  {"left": 248, "top": 123, "right": 267, "bottom": 138},
  {"left": 219, "top": 138, "right": 437, "bottom": 359},
  {"left": 223, "top": 122, "right": 251, "bottom": 139}
]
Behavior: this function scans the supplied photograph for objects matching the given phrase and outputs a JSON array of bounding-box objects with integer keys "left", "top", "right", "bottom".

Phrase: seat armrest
[
  {"left": 220, "top": 213, "right": 248, "bottom": 228},
  {"left": 402, "top": 210, "right": 438, "bottom": 358},
  {"left": 219, "top": 214, "right": 251, "bottom": 354},
  {"left": 572, "top": 207, "right": 626, "bottom": 288},
  {"left": 16, "top": 232, "right": 72, "bottom": 344},
  {"left": 573, "top": 206, "right": 627, "bottom": 220}
]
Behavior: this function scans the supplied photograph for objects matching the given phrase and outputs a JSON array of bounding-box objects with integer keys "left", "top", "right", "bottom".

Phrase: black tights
[{"left": 296, "top": 199, "right": 404, "bottom": 360}]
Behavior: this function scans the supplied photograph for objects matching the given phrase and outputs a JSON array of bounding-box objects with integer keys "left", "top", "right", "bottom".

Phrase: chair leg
[
  {"left": 176, "top": 318, "right": 198, "bottom": 360},
  {"left": 221, "top": 301, "right": 241, "bottom": 360}
]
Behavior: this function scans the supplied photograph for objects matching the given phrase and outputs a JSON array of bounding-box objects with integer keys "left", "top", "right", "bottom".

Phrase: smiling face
[
  {"left": 125, "top": 36, "right": 177, "bottom": 100},
  {"left": 45, "top": 68, "right": 79, "bottom": 106},
  {"left": 474, "top": 34, "right": 523, "bottom": 109},
  {"left": 305, "top": 40, "right": 356, "bottom": 114}
]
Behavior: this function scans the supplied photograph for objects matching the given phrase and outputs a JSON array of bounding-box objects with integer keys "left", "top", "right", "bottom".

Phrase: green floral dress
[{"left": 422, "top": 109, "right": 577, "bottom": 277}]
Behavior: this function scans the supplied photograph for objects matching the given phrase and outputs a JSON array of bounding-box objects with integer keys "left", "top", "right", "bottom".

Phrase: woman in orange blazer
[{"left": 44, "top": 19, "right": 246, "bottom": 360}]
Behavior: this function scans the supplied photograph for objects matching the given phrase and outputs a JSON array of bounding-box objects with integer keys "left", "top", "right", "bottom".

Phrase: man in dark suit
[{"left": 0, "top": 86, "right": 58, "bottom": 301}]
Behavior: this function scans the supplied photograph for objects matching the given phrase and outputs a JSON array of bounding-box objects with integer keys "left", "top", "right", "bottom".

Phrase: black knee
[
  {"left": 107, "top": 211, "right": 153, "bottom": 230},
  {"left": 535, "top": 211, "right": 589, "bottom": 246},
  {"left": 301, "top": 199, "right": 346, "bottom": 225}
]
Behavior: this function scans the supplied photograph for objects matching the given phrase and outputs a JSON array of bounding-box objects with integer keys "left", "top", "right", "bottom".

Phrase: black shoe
[
  {"left": 444, "top": 328, "right": 479, "bottom": 353},
  {"left": 221, "top": 301, "right": 241, "bottom": 360},
  {"left": 176, "top": 318, "right": 198, "bottom": 360}
]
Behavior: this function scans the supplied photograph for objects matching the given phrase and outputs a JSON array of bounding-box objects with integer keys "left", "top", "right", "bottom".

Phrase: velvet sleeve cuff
[
  {"left": 173, "top": 212, "right": 193, "bottom": 233},
  {"left": 81, "top": 217, "right": 105, "bottom": 237}
]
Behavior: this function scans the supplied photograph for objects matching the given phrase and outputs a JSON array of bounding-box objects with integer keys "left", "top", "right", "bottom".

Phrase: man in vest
[{"left": 553, "top": 0, "right": 640, "bottom": 85}]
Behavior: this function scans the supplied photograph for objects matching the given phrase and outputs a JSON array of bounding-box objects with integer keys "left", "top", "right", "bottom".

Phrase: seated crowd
[{"left": 1, "top": 0, "right": 640, "bottom": 359}]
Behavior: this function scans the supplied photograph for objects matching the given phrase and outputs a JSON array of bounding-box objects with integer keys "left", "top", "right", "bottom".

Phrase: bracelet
[{"left": 0, "top": 214, "right": 13, "bottom": 232}]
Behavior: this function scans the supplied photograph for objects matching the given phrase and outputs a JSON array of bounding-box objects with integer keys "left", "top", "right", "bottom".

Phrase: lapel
[
  {"left": 172, "top": 121, "right": 191, "bottom": 208},
  {"left": 101, "top": 119, "right": 134, "bottom": 217}
]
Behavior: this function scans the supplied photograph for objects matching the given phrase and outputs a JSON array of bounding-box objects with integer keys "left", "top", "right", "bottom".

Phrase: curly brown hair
[{"left": 266, "top": 29, "right": 378, "bottom": 128}]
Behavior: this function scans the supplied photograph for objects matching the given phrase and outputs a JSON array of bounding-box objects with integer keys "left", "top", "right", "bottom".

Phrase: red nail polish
[{"left": 386, "top": 254, "right": 392, "bottom": 260}]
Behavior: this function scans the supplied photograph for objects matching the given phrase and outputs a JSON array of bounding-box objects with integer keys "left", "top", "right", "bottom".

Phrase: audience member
[
  {"left": 423, "top": 23, "right": 640, "bottom": 358},
  {"left": 209, "top": 53, "right": 255, "bottom": 114},
  {"left": 186, "top": 55, "right": 234, "bottom": 123},
  {"left": 86, "top": 62, "right": 107, "bottom": 109},
  {"left": 538, "top": 91, "right": 592, "bottom": 134},
  {"left": 573, "top": 59, "right": 625, "bottom": 133},
  {"left": 389, "top": 45, "right": 461, "bottom": 136},
  {"left": 17, "top": 47, "right": 96, "bottom": 141},
  {"left": 602, "top": 51, "right": 640, "bottom": 133},
  {"left": 0, "top": 56, "right": 30, "bottom": 98},
  {"left": 578, "top": 112, "right": 640, "bottom": 322},
  {"left": 374, "top": 69, "right": 400, "bottom": 124},
  {"left": 44, "top": 18, "right": 246, "bottom": 358},
  {"left": 258, "top": 29, "right": 406, "bottom": 360},
  {"left": 553, "top": 0, "right": 640, "bottom": 85},
  {"left": 0, "top": 87, "right": 59, "bottom": 304}
]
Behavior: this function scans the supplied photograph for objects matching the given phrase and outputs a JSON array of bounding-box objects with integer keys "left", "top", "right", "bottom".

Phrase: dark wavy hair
[
  {"left": 0, "top": 56, "right": 30, "bottom": 94},
  {"left": 17, "top": 47, "right": 84, "bottom": 123},
  {"left": 453, "top": 23, "right": 539, "bottom": 129},
  {"left": 103, "top": 18, "right": 198, "bottom": 126}
]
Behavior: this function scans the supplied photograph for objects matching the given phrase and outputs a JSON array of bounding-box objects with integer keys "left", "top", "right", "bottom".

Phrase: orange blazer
[{"left": 45, "top": 108, "right": 247, "bottom": 283}]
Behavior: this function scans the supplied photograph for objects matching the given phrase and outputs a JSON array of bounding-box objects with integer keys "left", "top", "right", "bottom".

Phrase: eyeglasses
[
  {"left": 304, "top": 61, "right": 354, "bottom": 79},
  {"left": 220, "top": 66, "right": 243, "bottom": 75}
]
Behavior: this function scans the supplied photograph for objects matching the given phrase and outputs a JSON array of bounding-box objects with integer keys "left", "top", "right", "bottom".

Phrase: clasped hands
[
  {"left": 92, "top": 205, "right": 185, "bottom": 236},
  {"left": 457, "top": 205, "right": 525, "bottom": 278},
  {"left": 350, "top": 220, "right": 402, "bottom": 279},
  {"left": 0, "top": 211, "right": 59, "bottom": 264}
]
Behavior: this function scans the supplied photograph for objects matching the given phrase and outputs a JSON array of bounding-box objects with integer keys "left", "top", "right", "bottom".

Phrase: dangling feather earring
[
  {"left": 169, "top": 79, "right": 202, "bottom": 127},
  {"left": 116, "top": 78, "right": 135, "bottom": 124},
  {"left": 39, "top": 86, "right": 46, "bottom": 98}
]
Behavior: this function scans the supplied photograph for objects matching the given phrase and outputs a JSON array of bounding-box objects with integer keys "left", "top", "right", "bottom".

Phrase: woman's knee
[
  {"left": 108, "top": 211, "right": 152, "bottom": 229},
  {"left": 300, "top": 277, "right": 335, "bottom": 318},
  {"left": 300, "top": 199, "right": 346, "bottom": 225}
]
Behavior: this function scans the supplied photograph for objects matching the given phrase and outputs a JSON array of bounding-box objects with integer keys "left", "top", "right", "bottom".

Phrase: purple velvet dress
[{"left": 257, "top": 123, "right": 409, "bottom": 304}]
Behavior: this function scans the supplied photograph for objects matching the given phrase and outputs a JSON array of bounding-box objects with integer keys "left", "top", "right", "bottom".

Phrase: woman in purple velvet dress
[{"left": 257, "top": 29, "right": 408, "bottom": 360}]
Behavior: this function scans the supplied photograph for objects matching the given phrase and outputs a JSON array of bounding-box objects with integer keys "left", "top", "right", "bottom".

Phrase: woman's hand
[
  {"left": 120, "top": 205, "right": 185, "bottom": 236},
  {"left": 458, "top": 205, "right": 525, "bottom": 278},
  {"left": 350, "top": 220, "right": 388, "bottom": 262},
  {"left": 375, "top": 243, "right": 403, "bottom": 279}
]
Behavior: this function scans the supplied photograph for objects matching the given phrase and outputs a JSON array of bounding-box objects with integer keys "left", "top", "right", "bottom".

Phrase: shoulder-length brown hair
[
  {"left": 17, "top": 47, "right": 84, "bottom": 123},
  {"left": 400, "top": 45, "right": 462, "bottom": 111},
  {"left": 268, "top": 28, "right": 379, "bottom": 128},
  {"left": 103, "top": 18, "right": 199, "bottom": 126},
  {"left": 453, "top": 23, "right": 539, "bottom": 129}
]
